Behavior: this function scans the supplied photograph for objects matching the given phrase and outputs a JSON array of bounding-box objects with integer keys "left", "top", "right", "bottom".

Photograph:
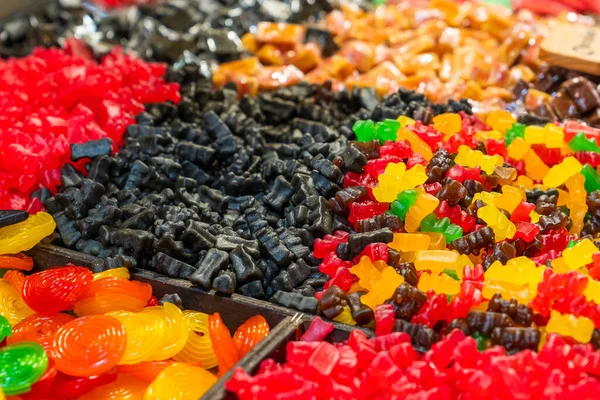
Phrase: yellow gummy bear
[
  {"left": 414, "top": 250, "right": 460, "bottom": 274},
  {"left": 543, "top": 156, "right": 583, "bottom": 188},
  {"left": 404, "top": 193, "right": 439, "bottom": 232},
  {"left": 485, "top": 257, "right": 544, "bottom": 289},
  {"left": 389, "top": 233, "right": 430, "bottom": 253},
  {"left": 477, "top": 204, "right": 516, "bottom": 241},
  {"left": 425, "top": 232, "right": 447, "bottom": 250},
  {"left": 562, "top": 239, "right": 598, "bottom": 271},
  {"left": 544, "top": 124, "right": 565, "bottom": 149},
  {"left": 524, "top": 125, "right": 546, "bottom": 145},
  {"left": 472, "top": 191, "right": 499, "bottom": 206},
  {"left": 495, "top": 185, "right": 523, "bottom": 214},
  {"left": 482, "top": 279, "right": 533, "bottom": 305},
  {"left": 350, "top": 256, "right": 382, "bottom": 292},
  {"left": 432, "top": 113, "right": 461, "bottom": 138},
  {"left": 522, "top": 150, "right": 549, "bottom": 181},
  {"left": 507, "top": 137, "right": 531, "bottom": 161},
  {"left": 373, "top": 163, "right": 427, "bottom": 203},
  {"left": 360, "top": 267, "right": 404, "bottom": 311},
  {"left": 418, "top": 272, "right": 460, "bottom": 295},
  {"left": 546, "top": 310, "right": 594, "bottom": 344},
  {"left": 454, "top": 145, "right": 504, "bottom": 174},
  {"left": 486, "top": 110, "right": 515, "bottom": 133},
  {"left": 565, "top": 173, "right": 588, "bottom": 236}
]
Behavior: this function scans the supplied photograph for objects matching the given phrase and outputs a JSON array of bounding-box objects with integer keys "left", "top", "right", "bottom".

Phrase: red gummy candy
[
  {"left": 375, "top": 304, "right": 395, "bottom": 337},
  {"left": 353, "top": 243, "right": 389, "bottom": 264},
  {"left": 348, "top": 201, "right": 389, "bottom": 224},
  {"left": 313, "top": 231, "right": 349, "bottom": 259},
  {"left": 300, "top": 317, "right": 335, "bottom": 342}
]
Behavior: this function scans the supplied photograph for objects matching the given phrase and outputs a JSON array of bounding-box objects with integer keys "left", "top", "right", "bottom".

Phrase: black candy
[{"left": 0, "top": 210, "right": 28, "bottom": 229}]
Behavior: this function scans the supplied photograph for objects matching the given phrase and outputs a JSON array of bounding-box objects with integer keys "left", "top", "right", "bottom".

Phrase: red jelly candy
[
  {"left": 300, "top": 317, "right": 335, "bottom": 342},
  {"left": 21, "top": 265, "right": 93, "bottom": 314},
  {"left": 354, "top": 243, "right": 389, "bottom": 264},
  {"left": 348, "top": 201, "right": 389, "bottom": 223},
  {"left": 313, "top": 231, "right": 349, "bottom": 259},
  {"left": 374, "top": 304, "right": 395, "bottom": 337}
]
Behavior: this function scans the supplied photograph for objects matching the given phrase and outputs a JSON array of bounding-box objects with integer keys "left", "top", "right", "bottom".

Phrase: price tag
[{"left": 540, "top": 22, "right": 600, "bottom": 76}]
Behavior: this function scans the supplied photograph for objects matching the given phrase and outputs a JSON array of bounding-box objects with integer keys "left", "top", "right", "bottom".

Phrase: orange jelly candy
[
  {"left": 233, "top": 315, "right": 270, "bottom": 358},
  {"left": 53, "top": 315, "right": 127, "bottom": 377},
  {"left": 209, "top": 312, "right": 240, "bottom": 377},
  {"left": 8, "top": 313, "right": 75, "bottom": 357},
  {"left": 73, "top": 277, "right": 152, "bottom": 316},
  {"left": 0, "top": 253, "right": 34, "bottom": 271},
  {"left": 3, "top": 270, "right": 25, "bottom": 294}
]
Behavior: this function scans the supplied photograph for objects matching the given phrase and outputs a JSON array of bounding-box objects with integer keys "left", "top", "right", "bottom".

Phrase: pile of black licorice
[{"left": 43, "top": 59, "right": 471, "bottom": 311}]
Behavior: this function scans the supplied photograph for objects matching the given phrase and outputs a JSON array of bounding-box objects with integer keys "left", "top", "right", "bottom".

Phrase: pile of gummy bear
[{"left": 0, "top": 212, "right": 270, "bottom": 399}]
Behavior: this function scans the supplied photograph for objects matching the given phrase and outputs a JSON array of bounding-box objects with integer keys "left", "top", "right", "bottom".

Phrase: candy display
[
  {"left": 2, "top": 0, "right": 600, "bottom": 398},
  {"left": 226, "top": 318, "right": 600, "bottom": 399},
  {"left": 0, "top": 264, "right": 271, "bottom": 398}
]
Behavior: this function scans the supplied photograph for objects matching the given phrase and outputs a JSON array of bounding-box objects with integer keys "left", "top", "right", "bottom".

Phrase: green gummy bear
[
  {"left": 569, "top": 132, "right": 600, "bottom": 154},
  {"left": 505, "top": 123, "right": 525, "bottom": 147},
  {"left": 375, "top": 119, "right": 400, "bottom": 144},
  {"left": 390, "top": 189, "right": 418, "bottom": 220},
  {"left": 581, "top": 164, "right": 600, "bottom": 193},
  {"left": 444, "top": 224, "right": 463, "bottom": 244},
  {"left": 353, "top": 119, "right": 376, "bottom": 142}
]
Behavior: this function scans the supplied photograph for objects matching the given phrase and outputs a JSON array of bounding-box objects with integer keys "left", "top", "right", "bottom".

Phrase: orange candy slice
[
  {"left": 3, "top": 270, "right": 25, "bottom": 294},
  {"left": 53, "top": 315, "right": 126, "bottom": 377}
]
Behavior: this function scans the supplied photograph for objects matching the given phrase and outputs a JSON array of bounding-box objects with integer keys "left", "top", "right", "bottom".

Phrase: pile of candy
[
  {"left": 226, "top": 317, "right": 600, "bottom": 399},
  {"left": 214, "top": 0, "right": 547, "bottom": 102},
  {"left": 43, "top": 74, "right": 470, "bottom": 307},
  {"left": 510, "top": 67, "right": 600, "bottom": 128},
  {"left": 0, "top": 262, "right": 270, "bottom": 399},
  {"left": 315, "top": 111, "right": 600, "bottom": 354},
  {"left": 0, "top": 44, "right": 179, "bottom": 212}
]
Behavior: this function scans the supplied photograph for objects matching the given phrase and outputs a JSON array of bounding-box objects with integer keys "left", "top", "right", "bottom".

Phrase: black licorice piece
[
  {"left": 271, "top": 291, "right": 319, "bottom": 314},
  {"left": 230, "top": 245, "right": 263, "bottom": 285},
  {"left": 0, "top": 210, "right": 28, "bottom": 229},
  {"left": 150, "top": 252, "right": 196, "bottom": 279},
  {"left": 189, "top": 248, "right": 229, "bottom": 290},
  {"left": 71, "top": 138, "right": 113, "bottom": 161},
  {"left": 347, "top": 228, "right": 394, "bottom": 259},
  {"left": 212, "top": 270, "right": 236, "bottom": 295}
]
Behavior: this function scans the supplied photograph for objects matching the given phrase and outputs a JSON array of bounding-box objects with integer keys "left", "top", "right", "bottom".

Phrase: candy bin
[{"left": 0, "top": 216, "right": 285, "bottom": 400}]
